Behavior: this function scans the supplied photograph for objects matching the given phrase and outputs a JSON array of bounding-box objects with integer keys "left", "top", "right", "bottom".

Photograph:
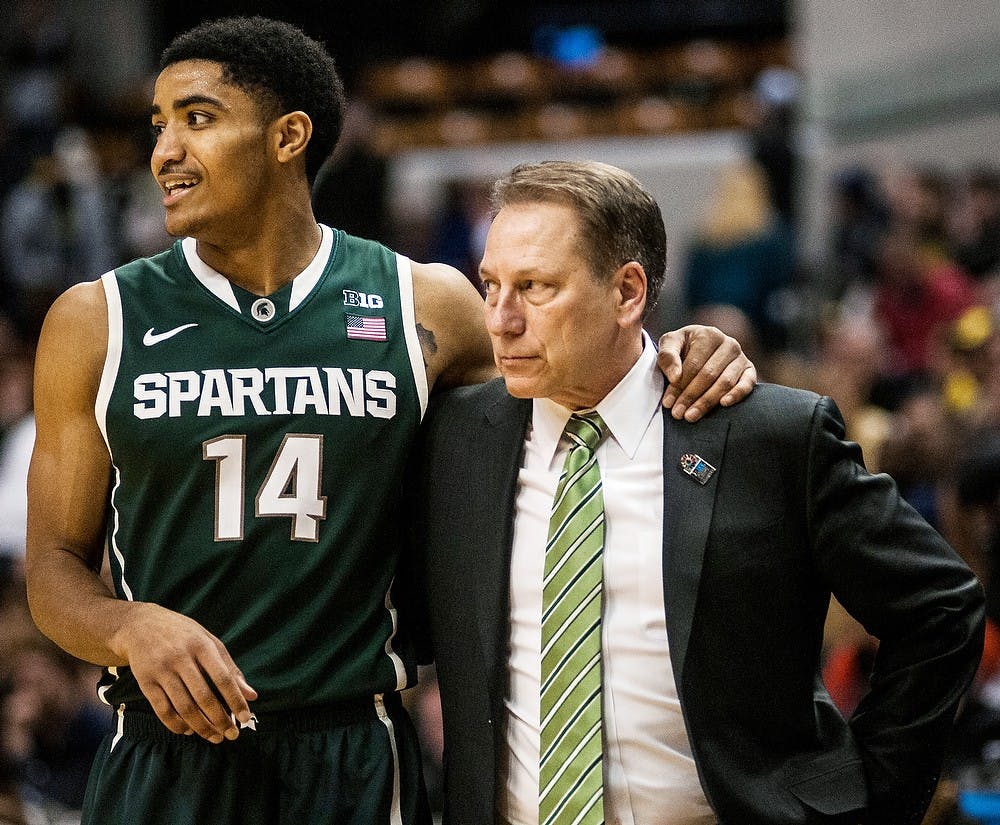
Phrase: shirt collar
[{"left": 530, "top": 332, "right": 663, "bottom": 465}]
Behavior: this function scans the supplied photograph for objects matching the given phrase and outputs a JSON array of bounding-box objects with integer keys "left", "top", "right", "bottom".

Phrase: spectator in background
[
  {"left": 0, "top": 93, "right": 158, "bottom": 341},
  {"left": 949, "top": 167, "right": 1000, "bottom": 285},
  {"left": 828, "top": 167, "right": 891, "bottom": 296},
  {"left": 1, "top": 558, "right": 87, "bottom": 825},
  {"left": 953, "top": 436, "right": 1000, "bottom": 634},
  {"left": 885, "top": 165, "right": 953, "bottom": 266},
  {"left": 748, "top": 65, "right": 800, "bottom": 228},
  {"left": 802, "top": 311, "right": 892, "bottom": 469},
  {"left": 311, "top": 98, "right": 391, "bottom": 245},
  {"left": 939, "top": 304, "right": 1000, "bottom": 431},
  {"left": 0, "top": 127, "right": 117, "bottom": 338},
  {"left": 0, "top": 738, "right": 64, "bottom": 825},
  {"left": 683, "top": 160, "right": 796, "bottom": 362},
  {"left": 0, "top": 316, "right": 34, "bottom": 578},
  {"left": 0, "top": 0, "right": 73, "bottom": 191},
  {"left": 1, "top": 636, "right": 108, "bottom": 812},
  {"left": 936, "top": 436, "right": 1000, "bottom": 790},
  {"left": 872, "top": 221, "right": 975, "bottom": 395},
  {"left": 0, "top": 746, "right": 26, "bottom": 825},
  {"left": 78, "top": 95, "right": 172, "bottom": 263},
  {"left": 427, "top": 179, "right": 491, "bottom": 297},
  {"left": 876, "top": 379, "right": 959, "bottom": 529}
]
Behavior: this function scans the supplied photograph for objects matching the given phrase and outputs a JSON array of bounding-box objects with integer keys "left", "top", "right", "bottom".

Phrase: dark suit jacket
[{"left": 408, "top": 380, "right": 984, "bottom": 825}]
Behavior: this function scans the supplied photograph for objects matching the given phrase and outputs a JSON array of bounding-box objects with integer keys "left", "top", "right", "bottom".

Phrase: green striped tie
[{"left": 540, "top": 411, "right": 608, "bottom": 825}]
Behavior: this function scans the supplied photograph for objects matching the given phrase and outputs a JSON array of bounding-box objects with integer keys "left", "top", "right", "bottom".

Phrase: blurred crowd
[
  {"left": 2, "top": 4, "right": 1000, "bottom": 824},
  {"left": 780, "top": 161, "right": 1000, "bottom": 822}
]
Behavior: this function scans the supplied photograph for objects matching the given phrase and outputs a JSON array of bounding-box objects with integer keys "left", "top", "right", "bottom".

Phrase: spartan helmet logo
[{"left": 251, "top": 298, "right": 276, "bottom": 323}]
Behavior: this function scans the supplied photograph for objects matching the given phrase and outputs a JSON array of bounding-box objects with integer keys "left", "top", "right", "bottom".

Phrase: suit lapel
[
  {"left": 471, "top": 391, "right": 531, "bottom": 683},
  {"left": 661, "top": 409, "right": 729, "bottom": 683},
  {"left": 462, "top": 392, "right": 730, "bottom": 700}
]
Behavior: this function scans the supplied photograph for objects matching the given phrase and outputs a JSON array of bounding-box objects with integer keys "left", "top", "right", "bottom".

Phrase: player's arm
[
  {"left": 411, "top": 261, "right": 497, "bottom": 392},
  {"left": 410, "top": 261, "right": 757, "bottom": 409},
  {"left": 25, "top": 282, "right": 255, "bottom": 743}
]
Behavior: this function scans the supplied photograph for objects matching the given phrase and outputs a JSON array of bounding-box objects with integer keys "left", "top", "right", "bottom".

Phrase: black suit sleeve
[
  {"left": 805, "top": 396, "right": 985, "bottom": 824},
  {"left": 394, "top": 398, "right": 442, "bottom": 668}
]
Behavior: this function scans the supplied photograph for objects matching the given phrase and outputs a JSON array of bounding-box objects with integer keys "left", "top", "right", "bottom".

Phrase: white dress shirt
[{"left": 500, "top": 336, "right": 715, "bottom": 825}]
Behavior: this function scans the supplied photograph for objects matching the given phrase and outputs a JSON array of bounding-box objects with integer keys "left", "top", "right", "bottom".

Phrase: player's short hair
[
  {"left": 491, "top": 160, "right": 667, "bottom": 316},
  {"left": 160, "top": 16, "right": 346, "bottom": 183}
]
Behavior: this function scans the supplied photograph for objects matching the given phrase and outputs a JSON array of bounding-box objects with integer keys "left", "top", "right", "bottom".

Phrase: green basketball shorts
[{"left": 81, "top": 692, "right": 431, "bottom": 825}]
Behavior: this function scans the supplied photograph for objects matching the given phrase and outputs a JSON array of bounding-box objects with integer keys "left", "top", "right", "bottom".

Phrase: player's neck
[{"left": 194, "top": 210, "right": 323, "bottom": 296}]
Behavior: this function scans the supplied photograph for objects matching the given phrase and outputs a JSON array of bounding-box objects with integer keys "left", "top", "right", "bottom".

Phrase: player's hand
[
  {"left": 112, "top": 603, "right": 257, "bottom": 743},
  {"left": 657, "top": 325, "right": 757, "bottom": 421}
]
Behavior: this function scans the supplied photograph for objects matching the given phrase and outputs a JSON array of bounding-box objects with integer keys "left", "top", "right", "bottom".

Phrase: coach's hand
[
  {"left": 657, "top": 324, "right": 757, "bottom": 421},
  {"left": 113, "top": 603, "right": 257, "bottom": 742}
]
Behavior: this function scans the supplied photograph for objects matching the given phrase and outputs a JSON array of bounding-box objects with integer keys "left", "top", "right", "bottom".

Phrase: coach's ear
[{"left": 615, "top": 261, "right": 647, "bottom": 328}]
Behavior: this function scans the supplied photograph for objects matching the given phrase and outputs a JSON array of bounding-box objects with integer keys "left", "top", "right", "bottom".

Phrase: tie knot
[{"left": 564, "top": 411, "right": 607, "bottom": 452}]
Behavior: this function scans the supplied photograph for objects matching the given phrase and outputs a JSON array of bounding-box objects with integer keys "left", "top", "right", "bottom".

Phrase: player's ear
[{"left": 274, "top": 111, "right": 312, "bottom": 165}]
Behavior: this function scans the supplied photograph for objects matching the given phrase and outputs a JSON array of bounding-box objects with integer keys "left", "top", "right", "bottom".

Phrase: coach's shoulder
[
  {"left": 431, "top": 376, "right": 507, "bottom": 410},
  {"left": 425, "top": 376, "right": 508, "bottom": 425},
  {"left": 716, "top": 381, "right": 830, "bottom": 430}
]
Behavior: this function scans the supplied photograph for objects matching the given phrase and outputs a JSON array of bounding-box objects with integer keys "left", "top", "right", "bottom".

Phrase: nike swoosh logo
[{"left": 142, "top": 323, "right": 199, "bottom": 346}]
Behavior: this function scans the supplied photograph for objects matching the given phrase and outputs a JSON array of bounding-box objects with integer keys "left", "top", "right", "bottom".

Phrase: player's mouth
[{"left": 161, "top": 177, "right": 200, "bottom": 206}]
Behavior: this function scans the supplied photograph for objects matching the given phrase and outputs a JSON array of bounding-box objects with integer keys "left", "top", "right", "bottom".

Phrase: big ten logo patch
[{"left": 343, "top": 289, "right": 384, "bottom": 309}]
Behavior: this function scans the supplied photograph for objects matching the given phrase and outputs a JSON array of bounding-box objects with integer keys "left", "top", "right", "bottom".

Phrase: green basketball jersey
[{"left": 96, "top": 225, "right": 428, "bottom": 712}]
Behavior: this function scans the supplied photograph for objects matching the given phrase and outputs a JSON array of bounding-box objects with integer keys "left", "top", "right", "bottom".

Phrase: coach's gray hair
[{"left": 490, "top": 160, "right": 667, "bottom": 316}]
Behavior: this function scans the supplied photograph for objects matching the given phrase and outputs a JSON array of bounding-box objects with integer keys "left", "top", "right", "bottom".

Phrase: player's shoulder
[
  {"left": 332, "top": 228, "right": 396, "bottom": 264},
  {"left": 411, "top": 260, "right": 478, "bottom": 306},
  {"left": 410, "top": 259, "right": 494, "bottom": 391},
  {"left": 113, "top": 242, "right": 182, "bottom": 283},
  {"left": 44, "top": 278, "right": 107, "bottom": 333},
  {"left": 35, "top": 279, "right": 109, "bottom": 394}
]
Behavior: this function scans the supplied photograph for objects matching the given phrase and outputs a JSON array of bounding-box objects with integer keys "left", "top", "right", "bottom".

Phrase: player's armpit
[
  {"left": 656, "top": 324, "right": 757, "bottom": 421},
  {"left": 411, "top": 261, "right": 497, "bottom": 392}
]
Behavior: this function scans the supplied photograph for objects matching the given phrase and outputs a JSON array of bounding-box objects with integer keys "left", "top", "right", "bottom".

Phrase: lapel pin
[{"left": 680, "top": 453, "right": 716, "bottom": 485}]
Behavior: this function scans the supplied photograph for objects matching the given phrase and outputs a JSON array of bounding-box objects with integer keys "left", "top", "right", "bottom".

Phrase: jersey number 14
[{"left": 203, "top": 434, "right": 327, "bottom": 542}]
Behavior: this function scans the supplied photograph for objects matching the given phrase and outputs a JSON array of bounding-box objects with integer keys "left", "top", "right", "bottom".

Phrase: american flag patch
[{"left": 346, "top": 314, "right": 387, "bottom": 341}]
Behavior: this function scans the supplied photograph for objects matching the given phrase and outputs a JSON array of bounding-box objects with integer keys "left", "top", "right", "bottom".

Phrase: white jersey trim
[
  {"left": 291, "top": 224, "right": 334, "bottom": 310},
  {"left": 110, "top": 703, "right": 125, "bottom": 751},
  {"left": 97, "top": 271, "right": 122, "bottom": 449},
  {"left": 395, "top": 253, "right": 429, "bottom": 418},
  {"left": 374, "top": 694, "right": 404, "bottom": 825},
  {"left": 382, "top": 583, "right": 408, "bottom": 691},
  {"left": 181, "top": 237, "right": 240, "bottom": 310},
  {"left": 98, "top": 273, "right": 134, "bottom": 608},
  {"left": 106, "top": 466, "right": 132, "bottom": 601}
]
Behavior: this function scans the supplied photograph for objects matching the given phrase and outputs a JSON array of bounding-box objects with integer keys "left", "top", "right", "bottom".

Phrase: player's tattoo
[{"left": 417, "top": 323, "right": 437, "bottom": 367}]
